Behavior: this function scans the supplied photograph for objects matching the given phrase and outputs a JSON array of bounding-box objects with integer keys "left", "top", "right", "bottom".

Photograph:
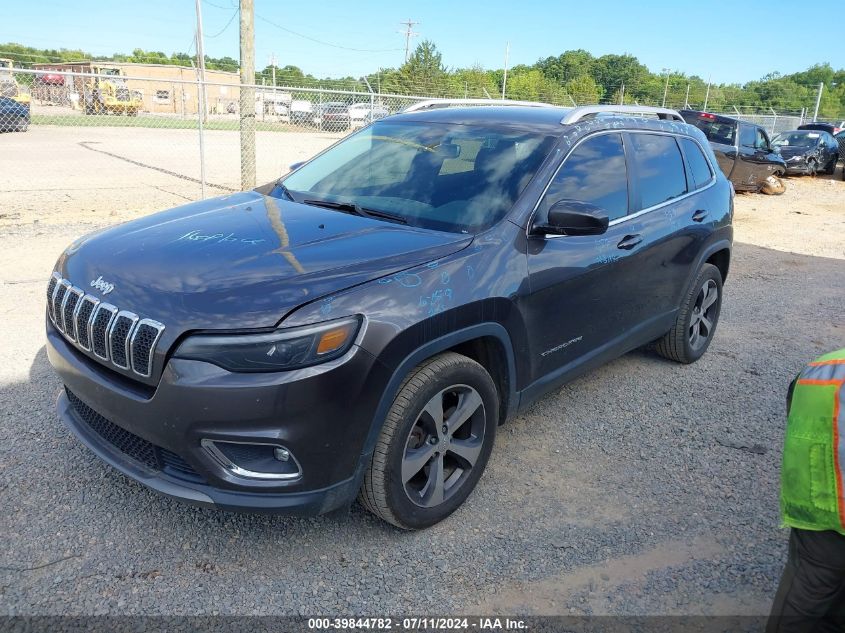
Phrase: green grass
[{"left": 31, "top": 113, "right": 297, "bottom": 132}]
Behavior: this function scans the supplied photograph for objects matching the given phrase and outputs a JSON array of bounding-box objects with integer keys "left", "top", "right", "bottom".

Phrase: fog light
[{"left": 201, "top": 439, "right": 301, "bottom": 481}]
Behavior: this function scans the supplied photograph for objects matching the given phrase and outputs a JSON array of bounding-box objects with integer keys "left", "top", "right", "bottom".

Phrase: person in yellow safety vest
[{"left": 767, "top": 348, "right": 845, "bottom": 632}]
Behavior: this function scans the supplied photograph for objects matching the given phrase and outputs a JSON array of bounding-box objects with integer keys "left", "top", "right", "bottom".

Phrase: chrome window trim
[
  {"left": 528, "top": 129, "right": 717, "bottom": 240},
  {"left": 90, "top": 303, "right": 118, "bottom": 361},
  {"left": 130, "top": 318, "right": 165, "bottom": 378},
  {"left": 47, "top": 272, "right": 61, "bottom": 322},
  {"left": 54, "top": 279, "right": 72, "bottom": 332},
  {"left": 200, "top": 439, "right": 303, "bottom": 481},
  {"left": 108, "top": 310, "right": 139, "bottom": 370},
  {"left": 74, "top": 295, "right": 100, "bottom": 352},
  {"left": 62, "top": 286, "right": 85, "bottom": 342}
]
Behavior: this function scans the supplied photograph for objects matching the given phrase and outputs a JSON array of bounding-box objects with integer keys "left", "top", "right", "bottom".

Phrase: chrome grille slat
[
  {"left": 108, "top": 311, "right": 138, "bottom": 370},
  {"left": 53, "top": 280, "right": 71, "bottom": 332},
  {"left": 74, "top": 295, "right": 99, "bottom": 351},
  {"left": 62, "top": 287, "right": 84, "bottom": 342},
  {"left": 47, "top": 273, "right": 165, "bottom": 380},
  {"left": 130, "top": 319, "right": 165, "bottom": 378},
  {"left": 90, "top": 303, "right": 118, "bottom": 361}
]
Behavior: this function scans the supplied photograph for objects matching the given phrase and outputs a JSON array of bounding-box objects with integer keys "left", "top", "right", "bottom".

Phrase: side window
[
  {"left": 541, "top": 133, "right": 629, "bottom": 221},
  {"left": 739, "top": 124, "right": 756, "bottom": 148},
  {"left": 628, "top": 133, "right": 687, "bottom": 209},
  {"left": 755, "top": 128, "right": 769, "bottom": 150},
  {"left": 680, "top": 138, "right": 713, "bottom": 190}
]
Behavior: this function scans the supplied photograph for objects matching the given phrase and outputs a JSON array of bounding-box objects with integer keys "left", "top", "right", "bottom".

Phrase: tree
[{"left": 397, "top": 40, "right": 447, "bottom": 95}]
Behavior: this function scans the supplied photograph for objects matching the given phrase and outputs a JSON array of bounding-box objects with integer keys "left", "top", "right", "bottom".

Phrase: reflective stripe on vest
[{"left": 781, "top": 351, "right": 845, "bottom": 534}]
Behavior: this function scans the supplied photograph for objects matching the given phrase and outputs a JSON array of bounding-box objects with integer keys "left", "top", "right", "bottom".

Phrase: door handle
[
  {"left": 616, "top": 234, "right": 642, "bottom": 250},
  {"left": 692, "top": 209, "right": 709, "bottom": 223}
]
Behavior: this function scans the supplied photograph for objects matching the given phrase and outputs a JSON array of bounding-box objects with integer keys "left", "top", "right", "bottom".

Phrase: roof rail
[
  {"left": 560, "top": 105, "right": 685, "bottom": 124},
  {"left": 402, "top": 98, "right": 555, "bottom": 113}
]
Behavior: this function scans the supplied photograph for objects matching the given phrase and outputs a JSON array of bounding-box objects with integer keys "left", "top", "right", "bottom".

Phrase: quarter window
[
  {"left": 628, "top": 133, "right": 687, "bottom": 209},
  {"left": 680, "top": 138, "right": 713, "bottom": 190},
  {"left": 541, "top": 133, "right": 629, "bottom": 221},
  {"left": 739, "top": 124, "right": 756, "bottom": 148}
]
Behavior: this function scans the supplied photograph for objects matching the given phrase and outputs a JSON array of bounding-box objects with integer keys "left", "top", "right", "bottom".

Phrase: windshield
[
  {"left": 281, "top": 120, "right": 557, "bottom": 233},
  {"left": 772, "top": 132, "right": 818, "bottom": 148}
]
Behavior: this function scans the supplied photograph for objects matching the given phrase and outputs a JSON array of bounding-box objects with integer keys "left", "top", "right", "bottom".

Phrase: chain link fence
[{"left": 0, "top": 68, "right": 823, "bottom": 208}]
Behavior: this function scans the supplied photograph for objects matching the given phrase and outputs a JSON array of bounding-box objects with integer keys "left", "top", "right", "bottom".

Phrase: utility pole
[
  {"left": 270, "top": 53, "right": 276, "bottom": 86},
  {"left": 239, "top": 0, "right": 256, "bottom": 189},
  {"left": 619, "top": 83, "right": 624, "bottom": 105},
  {"left": 703, "top": 75, "right": 711, "bottom": 111},
  {"left": 399, "top": 19, "right": 419, "bottom": 63},
  {"left": 661, "top": 68, "right": 670, "bottom": 108},
  {"left": 684, "top": 83, "right": 690, "bottom": 109},
  {"left": 812, "top": 82, "right": 823, "bottom": 122},
  {"left": 501, "top": 42, "right": 510, "bottom": 99},
  {"left": 194, "top": 0, "right": 207, "bottom": 122}
]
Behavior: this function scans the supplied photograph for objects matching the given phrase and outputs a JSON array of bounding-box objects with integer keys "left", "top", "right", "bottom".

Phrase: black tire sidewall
[
  {"left": 680, "top": 266, "right": 723, "bottom": 363},
  {"left": 383, "top": 361, "right": 498, "bottom": 530}
]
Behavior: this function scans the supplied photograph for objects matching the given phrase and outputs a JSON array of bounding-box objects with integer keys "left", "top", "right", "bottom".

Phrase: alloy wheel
[
  {"left": 689, "top": 279, "right": 718, "bottom": 351},
  {"left": 402, "top": 384, "right": 486, "bottom": 508}
]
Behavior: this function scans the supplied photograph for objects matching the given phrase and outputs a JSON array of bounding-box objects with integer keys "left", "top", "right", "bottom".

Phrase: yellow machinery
[
  {"left": 0, "top": 58, "right": 31, "bottom": 105},
  {"left": 82, "top": 65, "right": 141, "bottom": 116}
]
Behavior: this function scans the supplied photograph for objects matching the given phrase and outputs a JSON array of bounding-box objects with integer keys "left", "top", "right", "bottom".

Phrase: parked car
[
  {"left": 771, "top": 129, "right": 839, "bottom": 175},
  {"left": 0, "top": 95, "right": 29, "bottom": 132},
  {"left": 680, "top": 110, "right": 786, "bottom": 194},
  {"left": 312, "top": 102, "right": 351, "bottom": 131},
  {"left": 798, "top": 122, "right": 841, "bottom": 136},
  {"left": 290, "top": 99, "right": 313, "bottom": 126},
  {"left": 835, "top": 130, "right": 845, "bottom": 162},
  {"left": 46, "top": 104, "right": 733, "bottom": 529},
  {"left": 348, "top": 102, "right": 389, "bottom": 126}
]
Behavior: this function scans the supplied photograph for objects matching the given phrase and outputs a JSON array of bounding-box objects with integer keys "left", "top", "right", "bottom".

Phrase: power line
[
  {"left": 256, "top": 14, "right": 403, "bottom": 53},
  {"left": 205, "top": 8, "right": 238, "bottom": 38}
]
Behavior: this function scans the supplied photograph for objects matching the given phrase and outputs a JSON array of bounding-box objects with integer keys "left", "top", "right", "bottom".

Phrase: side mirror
[
  {"left": 289, "top": 161, "right": 305, "bottom": 172},
  {"left": 535, "top": 200, "right": 609, "bottom": 236}
]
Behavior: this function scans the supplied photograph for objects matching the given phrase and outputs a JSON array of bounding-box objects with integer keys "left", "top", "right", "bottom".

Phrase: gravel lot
[{"left": 0, "top": 125, "right": 843, "bottom": 616}]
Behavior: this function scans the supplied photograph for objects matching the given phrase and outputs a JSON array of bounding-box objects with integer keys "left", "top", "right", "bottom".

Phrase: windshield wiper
[
  {"left": 303, "top": 198, "right": 408, "bottom": 225},
  {"left": 275, "top": 182, "right": 295, "bottom": 201}
]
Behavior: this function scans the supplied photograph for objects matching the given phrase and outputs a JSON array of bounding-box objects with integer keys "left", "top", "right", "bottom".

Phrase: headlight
[{"left": 173, "top": 316, "right": 361, "bottom": 372}]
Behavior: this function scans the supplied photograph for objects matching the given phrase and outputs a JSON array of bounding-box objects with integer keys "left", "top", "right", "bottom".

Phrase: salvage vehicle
[
  {"left": 46, "top": 103, "right": 733, "bottom": 529},
  {"left": 798, "top": 122, "right": 841, "bottom": 136},
  {"left": 680, "top": 109, "right": 786, "bottom": 194},
  {"left": 312, "top": 102, "right": 351, "bottom": 132},
  {"left": 0, "top": 95, "right": 29, "bottom": 132},
  {"left": 772, "top": 130, "right": 840, "bottom": 175}
]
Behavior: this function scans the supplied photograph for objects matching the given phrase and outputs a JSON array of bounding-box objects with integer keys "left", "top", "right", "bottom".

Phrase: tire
[
  {"left": 655, "top": 263, "right": 723, "bottom": 364},
  {"left": 15, "top": 116, "right": 28, "bottom": 133},
  {"left": 359, "top": 352, "right": 498, "bottom": 529},
  {"left": 761, "top": 174, "right": 785, "bottom": 195},
  {"left": 824, "top": 155, "right": 837, "bottom": 175}
]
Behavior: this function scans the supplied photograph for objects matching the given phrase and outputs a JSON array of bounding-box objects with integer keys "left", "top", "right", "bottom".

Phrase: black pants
[{"left": 767, "top": 528, "right": 845, "bottom": 633}]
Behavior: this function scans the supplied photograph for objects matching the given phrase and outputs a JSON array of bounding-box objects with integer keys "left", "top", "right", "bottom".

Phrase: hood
[
  {"left": 776, "top": 145, "right": 814, "bottom": 159},
  {"left": 58, "top": 191, "right": 471, "bottom": 334}
]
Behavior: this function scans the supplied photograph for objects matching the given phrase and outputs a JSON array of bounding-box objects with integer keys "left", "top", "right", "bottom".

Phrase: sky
[{"left": 2, "top": 0, "right": 842, "bottom": 84}]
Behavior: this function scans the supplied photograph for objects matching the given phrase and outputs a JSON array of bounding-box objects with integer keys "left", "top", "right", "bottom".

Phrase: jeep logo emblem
[{"left": 90, "top": 276, "right": 115, "bottom": 295}]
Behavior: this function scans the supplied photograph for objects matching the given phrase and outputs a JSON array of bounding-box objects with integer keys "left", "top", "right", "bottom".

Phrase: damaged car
[{"left": 772, "top": 129, "right": 839, "bottom": 176}]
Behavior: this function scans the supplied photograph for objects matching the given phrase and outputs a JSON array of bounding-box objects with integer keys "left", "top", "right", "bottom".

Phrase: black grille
[
  {"left": 91, "top": 306, "right": 115, "bottom": 358},
  {"left": 53, "top": 283, "right": 68, "bottom": 330},
  {"left": 66, "top": 389, "right": 204, "bottom": 483},
  {"left": 75, "top": 298, "right": 97, "bottom": 349},
  {"left": 46, "top": 276, "right": 58, "bottom": 318},
  {"left": 109, "top": 315, "right": 134, "bottom": 368},
  {"left": 62, "top": 290, "right": 82, "bottom": 339},
  {"left": 66, "top": 389, "right": 156, "bottom": 469},
  {"left": 131, "top": 323, "right": 158, "bottom": 376}
]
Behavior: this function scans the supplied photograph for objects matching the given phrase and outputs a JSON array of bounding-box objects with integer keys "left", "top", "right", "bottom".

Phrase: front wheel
[
  {"left": 655, "top": 263, "right": 723, "bottom": 364},
  {"left": 761, "top": 174, "right": 785, "bottom": 195},
  {"left": 824, "top": 155, "right": 837, "bottom": 175},
  {"left": 359, "top": 352, "right": 498, "bottom": 529}
]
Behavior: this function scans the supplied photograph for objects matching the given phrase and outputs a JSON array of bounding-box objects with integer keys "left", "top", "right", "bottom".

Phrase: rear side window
[
  {"left": 686, "top": 117, "right": 736, "bottom": 146},
  {"left": 680, "top": 138, "right": 713, "bottom": 189},
  {"left": 628, "top": 133, "right": 687, "bottom": 209},
  {"left": 739, "top": 124, "right": 757, "bottom": 148},
  {"left": 541, "top": 133, "right": 628, "bottom": 221}
]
